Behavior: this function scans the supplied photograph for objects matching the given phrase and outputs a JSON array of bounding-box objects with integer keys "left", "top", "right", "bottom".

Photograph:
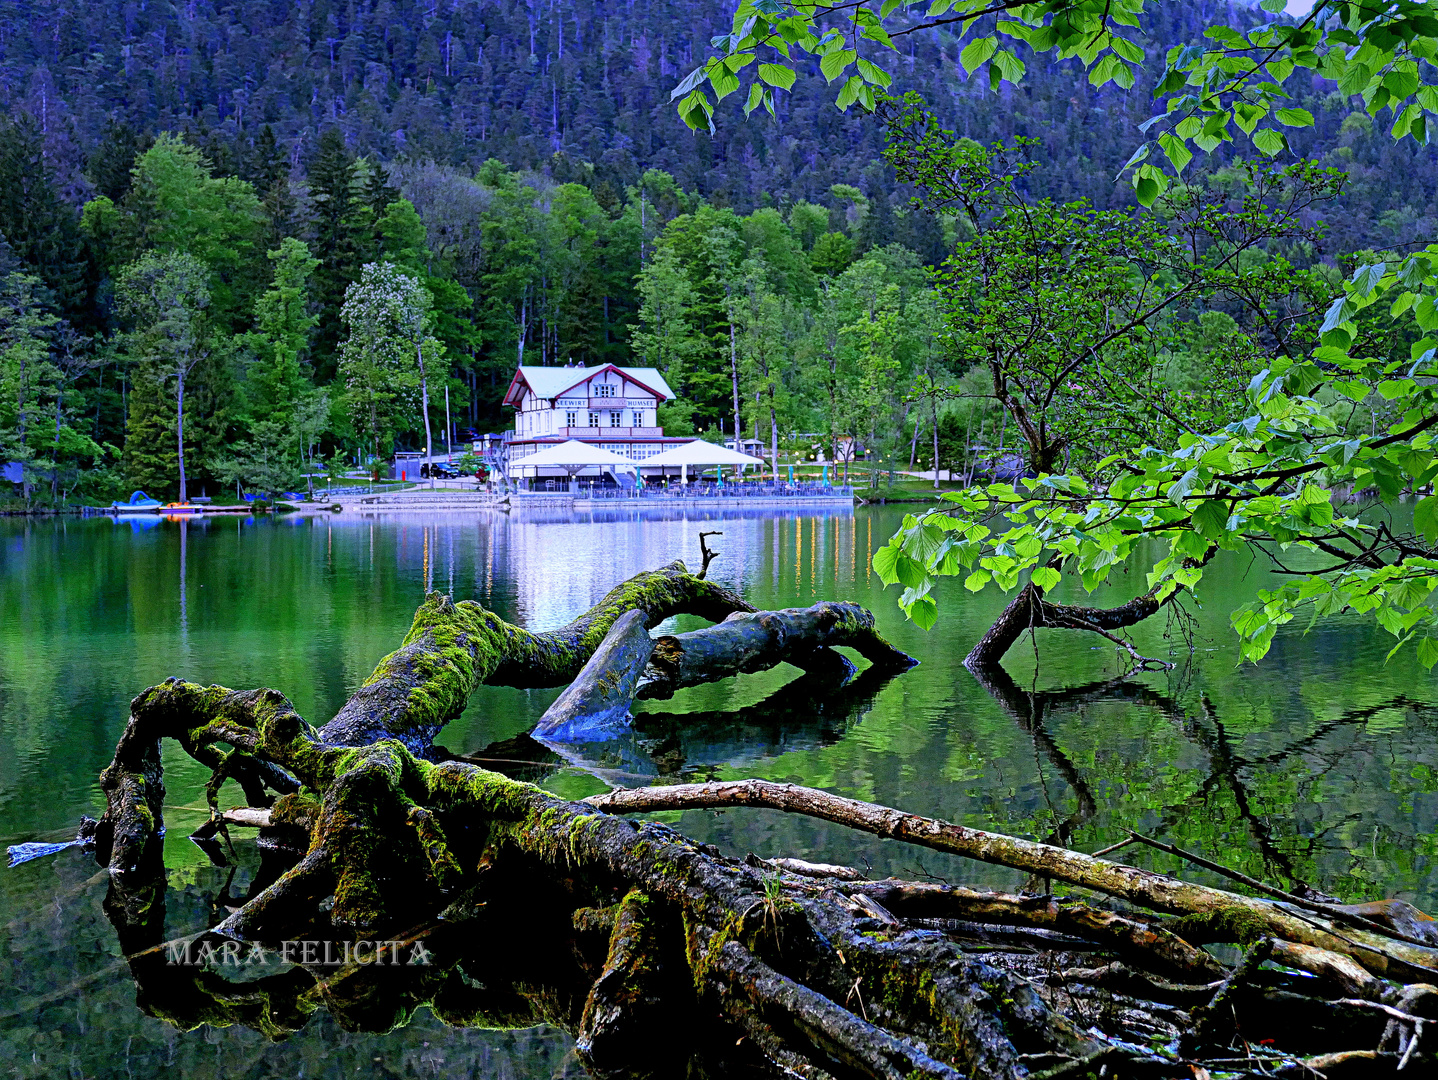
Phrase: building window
[
  {"left": 565, "top": 411, "right": 577, "bottom": 428},
  {"left": 632, "top": 411, "right": 644, "bottom": 427},
  {"left": 588, "top": 412, "right": 599, "bottom": 427},
  {"left": 609, "top": 411, "right": 623, "bottom": 428},
  {"left": 595, "top": 384, "right": 615, "bottom": 398}
]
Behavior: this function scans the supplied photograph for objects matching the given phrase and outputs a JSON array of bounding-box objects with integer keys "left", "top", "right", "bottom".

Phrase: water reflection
[{"left": 2, "top": 506, "right": 1436, "bottom": 1079}]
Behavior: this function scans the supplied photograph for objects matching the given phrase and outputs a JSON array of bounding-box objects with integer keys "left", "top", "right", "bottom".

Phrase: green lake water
[{"left": 1, "top": 506, "right": 1434, "bottom": 1078}]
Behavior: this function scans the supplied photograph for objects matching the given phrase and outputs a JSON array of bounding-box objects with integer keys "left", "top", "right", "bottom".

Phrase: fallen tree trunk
[
  {"left": 584, "top": 779, "right": 1438, "bottom": 988},
  {"left": 644, "top": 601, "right": 918, "bottom": 693},
  {"left": 535, "top": 600, "right": 918, "bottom": 741},
  {"left": 534, "top": 609, "right": 656, "bottom": 740},
  {"left": 76, "top": 554, "right": 1437, "bottom": 1079}
]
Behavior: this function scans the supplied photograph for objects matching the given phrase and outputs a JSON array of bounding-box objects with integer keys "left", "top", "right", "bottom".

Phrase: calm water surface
[{"left": 1, "top": 506, "right": 1434, "bottom": 1078}]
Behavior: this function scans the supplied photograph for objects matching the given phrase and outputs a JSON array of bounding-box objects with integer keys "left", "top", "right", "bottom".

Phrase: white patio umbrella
[
  {"left": 642, "top": 440, "right": 766, "bottom": 484},
  {"left": 513, "top": 439, "right": 637, "bottom": 482}
]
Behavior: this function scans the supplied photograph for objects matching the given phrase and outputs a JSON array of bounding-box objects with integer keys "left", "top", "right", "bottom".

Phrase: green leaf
[
  {"left": 676, "top": 89, "right": 714, "bottom": 132},
  {"left": 855, "top": 57, "right": 892, "bottom": 87},
  {"left": 1418, "top": 634, "right": 1438, "bottom": 671},
  {"left": 872, "top": 543, "right": 901, "bottom": 584},
  {"left": 964, "top": 570, "right": 992, "bottom": 592},
  {"left": 906, "top": 594, "right": 939, "bottom": 631},
  {"left": 1274, "top": 107, "right": 1314, "bottom": 127},
  {"left": 835, "top": 74, "right": 865, "bottom": 111},
  {"left": 819, "top": 48, "right": 856, "bottom": 83},
  {"left": 1031, "top": 567, "right": 1061, "bottom": 591},
  {"left": 1384, "top": 68, "right": 1420, "bottom": 100},
  {"left": 707, "top": 64, "right": 741, "bottom": 100},
  {"left": 1252, "top": 128, "right": 1286, "bottom": 156},
  {"left": 1192, "top": 498, "right": 1230, "bottom": 539},
  {"left": 1350, "top": 261, "right": 1387, "bottom": 296},
  {"left": 758, "top": 62, "right": 796, "bottom": 90},
  {"left": 1233, "top": 102, "right": 1267, "bottom": 134},
  {"left": 1338, "top": 62, "right": 1372, "bottom": 97},
  {"left": 743, "top": 82, "right": 764, "bottom": 117},
  {"left": 1416, "top": 496, "right": 1438, "bottom": 544},
  {"left": 1135, "top": 176, "right": 1160, "bottom": 206},
  {"left": 1158, "top": 132, "right": 1193, "bottom": 173},
  {"left": 959, "top": 36, "right": 997, "bottom": 75}
]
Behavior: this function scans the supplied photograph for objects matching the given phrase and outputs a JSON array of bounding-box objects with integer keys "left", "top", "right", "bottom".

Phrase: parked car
[{"left": 420, "top": 463, "right": 461, "bottom": 480}]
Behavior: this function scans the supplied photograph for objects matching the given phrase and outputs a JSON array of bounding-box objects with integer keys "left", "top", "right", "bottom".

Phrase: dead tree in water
[{"left": 84, "top": 558, "right": 1438, "bottom": 1078}]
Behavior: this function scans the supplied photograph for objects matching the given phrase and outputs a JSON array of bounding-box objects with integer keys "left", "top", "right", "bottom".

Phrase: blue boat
[{"left": 109, "top": 490, "right": 163, "bottom": 512}]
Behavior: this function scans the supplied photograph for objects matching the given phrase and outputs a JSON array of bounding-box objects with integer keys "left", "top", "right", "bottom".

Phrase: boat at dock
[{"left": 108, "top": 490, "right": 163, "bottom": 512}]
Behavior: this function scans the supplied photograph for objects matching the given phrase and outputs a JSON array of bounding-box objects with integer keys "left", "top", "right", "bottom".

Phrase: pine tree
[
  {"left": 307, "top": 129, "right": 365, "bottom": 383},
  {"left": 248, "top": 126, "right": 300, "bottom": 253},
  {"left": 251, "top": 238, "right": 320, "bottom": 429},
  {"left": 0, "top": 118, "right": 88, "bottom": 318},
  {"left": 87, "top": 121, "right": 148, "bottom": 203}
]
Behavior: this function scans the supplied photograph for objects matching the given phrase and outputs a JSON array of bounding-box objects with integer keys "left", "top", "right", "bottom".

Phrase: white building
[{"left": 501, "top": 363, "right": 694, "bottom": 475}]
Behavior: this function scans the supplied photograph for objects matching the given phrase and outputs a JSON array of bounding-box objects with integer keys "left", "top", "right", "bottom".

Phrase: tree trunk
[
  {"left": 931, "top": 390, "right": 940, "bottom": 490},
  {"left": 769, "top": 385, "right": 778, "bottom": 483},
  {"left": 418, "top": 340, "right": 434, "bottom": 489},
  {"left": 176, "top": 365, "right": 187, "bottom": 503},
  {"left": 585, "top": 779, "right": 1438, "bottom": 987},
  {"left": 89, "top": 566, "right": 1099, "bottom": 1080},
  {"left": 534, "top": 602, "right": 915, "bottom": 741},
  {"left": 964, "top": 581, "right": 1171, "bottom": 669},
  {"left": 643, "top": 601, "right": 915, "bottom": 695},
  {"left": 52, "top": 390, "right": 63, "bottom": 500},
  {"left": 727, "top": 287, "right": 742, "bottom": 455},
  {"left": 533, "top": 609, "right": 655, "bottom": 740}
]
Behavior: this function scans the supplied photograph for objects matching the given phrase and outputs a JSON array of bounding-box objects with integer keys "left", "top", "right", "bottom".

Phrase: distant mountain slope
[{"left": 1, "top": 0, "right": 1434, "bottom": 249}]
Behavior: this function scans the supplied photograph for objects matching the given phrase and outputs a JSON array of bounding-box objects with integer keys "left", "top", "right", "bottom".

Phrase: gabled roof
[
  {"left": 517, "top": 439, "right": 637, "bottom": 468},
  {"left": 502, "top": 364, "right": 676, "bottom": 407},
  {"left": 643, "top": 441, "right": 766, "bottom": 467}
]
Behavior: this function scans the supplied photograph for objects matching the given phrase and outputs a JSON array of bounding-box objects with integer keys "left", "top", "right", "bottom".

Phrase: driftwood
[{"left": 59, "top": 552, "right": 1438, "bottom": 1079}]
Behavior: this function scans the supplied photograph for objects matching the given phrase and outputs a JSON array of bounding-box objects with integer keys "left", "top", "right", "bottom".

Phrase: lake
[{"left": 1, "top": 505, "right": 1434, "bottom": 1079}]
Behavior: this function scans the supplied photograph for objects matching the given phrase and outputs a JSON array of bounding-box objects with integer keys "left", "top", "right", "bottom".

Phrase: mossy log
[
  {"left": 584, "top": 779, "right": 1438, "bottom": 990},
  {"left": 534, "top": 609, "right": 656, "bottom": 741},
  {"left": 643, "top": 601, "right": 919, "bottom": 693},
  {"left": 85, "top": 557, "right": 1438, "bottom": 1079},
  {"left": 534, "top": 600, "right": 919, "bottom": 741}
]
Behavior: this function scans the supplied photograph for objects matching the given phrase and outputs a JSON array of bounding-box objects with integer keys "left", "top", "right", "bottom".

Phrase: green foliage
[
  {"left": 115, "top": 135, "right": 262, "bottom": 318},
  {"left": 885, "top": 102, "right": 1342, "bottom": 476},
  {"left": 0, "top": 271, "right": 61, "bottom": 496},
  {"left": 115, "top": 252, "right": 213, "bottom": 498},
  {"left": 210, "top": 418, "right": 302, "bottom": 497},
  {"left": 696, "top": 0, "right": 1438, "bottom": 204},
  {"left": 337, "top": 262, "right": 431, "bottom": 458},
  {"left": 810, "top": 232, "right": 855, "bottom": 277},
  {"left": 0, "top": 119, "right": 87, "bottom": 317},
  {"left": 878, "top": 240, "right": 1438, "bottom": 666},
  {"left": 250, "top": 238, "right": 320, "bottom": 430}
]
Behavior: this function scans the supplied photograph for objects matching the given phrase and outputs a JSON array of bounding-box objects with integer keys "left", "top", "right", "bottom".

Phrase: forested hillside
[
  {"left": 3, "top": 0, "right": 1435, "bottom": 236},
  {"left": 0, "top": 0, "right": 1435, "bottom": 504}
]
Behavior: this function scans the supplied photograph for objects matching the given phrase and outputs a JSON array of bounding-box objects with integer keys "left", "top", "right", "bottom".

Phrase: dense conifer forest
[{"left": 0, "top": 0, "right": 1435, "bottom": 502}]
